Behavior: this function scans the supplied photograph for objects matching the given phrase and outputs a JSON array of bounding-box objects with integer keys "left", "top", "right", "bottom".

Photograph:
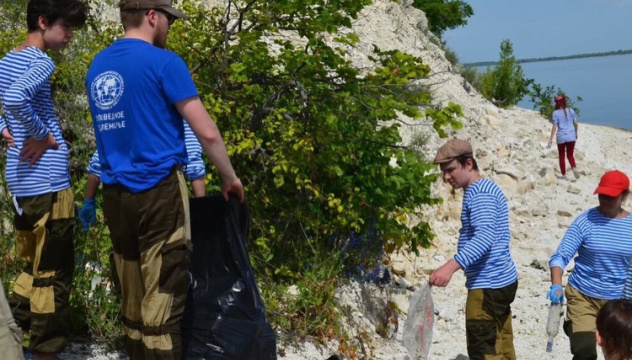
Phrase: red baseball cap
[{"left": 594, "top": 170, "right": 630, "bottom": 197}]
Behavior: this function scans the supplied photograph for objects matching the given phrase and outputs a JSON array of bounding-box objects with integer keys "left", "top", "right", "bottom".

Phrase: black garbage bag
[{"left": 182, "top": 195, "right": 277, "bottom": 360}]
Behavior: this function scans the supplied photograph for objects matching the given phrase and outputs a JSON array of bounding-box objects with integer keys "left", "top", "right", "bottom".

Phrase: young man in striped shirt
[
  {"left": 429, "top": 139, "right": 518, "bottom": 360},
  {"left": 0, "top": 1, "right": 87, "bottom": 359}
]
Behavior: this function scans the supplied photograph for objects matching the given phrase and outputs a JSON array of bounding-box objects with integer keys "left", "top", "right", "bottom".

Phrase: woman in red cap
[
  {"left": 548, "top": 95, "right": 579, "bottom": 179},
  {"left": 547, "top": 170, "right": 632, "bottom": 360}
]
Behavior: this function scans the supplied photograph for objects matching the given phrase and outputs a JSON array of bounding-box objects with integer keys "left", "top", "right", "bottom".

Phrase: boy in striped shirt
[
  {"left": 429, "top": 138, "right": 518, "bottom": 360},
  {"left": 0, "top": 1, "right": 87, "bottom": 359}
]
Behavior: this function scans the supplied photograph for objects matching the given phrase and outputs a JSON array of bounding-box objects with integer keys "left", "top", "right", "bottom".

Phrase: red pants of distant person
[{"left": 557, "top": 141, "right": 576, "bottom": 175}]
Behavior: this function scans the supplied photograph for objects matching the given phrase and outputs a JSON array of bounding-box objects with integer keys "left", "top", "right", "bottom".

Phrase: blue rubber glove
[
  {"left": 79, "top": 199, "right": 96, "bottom": 232},
  {"left": 547, "top": 284, "right": 564, "bottom": 304}
]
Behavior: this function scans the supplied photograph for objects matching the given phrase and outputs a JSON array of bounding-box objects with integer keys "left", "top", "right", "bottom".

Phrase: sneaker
[{"left": 572, "top": 168, "right": 580, "bottom": 179}]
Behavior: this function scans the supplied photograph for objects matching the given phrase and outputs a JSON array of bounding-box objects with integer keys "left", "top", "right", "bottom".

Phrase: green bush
[
  {"left": 478, "top": 39, "right": 533, "bottom": 108},
  {"left": 443, "top": 46, "right": 459, "bottom": 67},
  {"left": 460, "top": 65, "right": 480, "bottom": 91},
  {"left": 528, "top": 83, "right": 582, "bottom": 120},
  {"left": 411, "top": 0, "right": 474, "bottom": 37}
]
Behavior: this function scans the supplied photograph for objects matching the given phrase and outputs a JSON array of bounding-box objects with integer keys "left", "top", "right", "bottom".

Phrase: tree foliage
[
  {"left": 478, "top": 39, "right": 533, "bottom": 108},
  {"left": 528, "top": 83, "right": 582, "bottom": 120},
  {"left": 467, "top": 39, "right": 582, "bottom": 116},
  {"left": 169, "top": 0, "right": 462, "bottom": 278},
  {"left": 411, "top": 0, "right": 474, "bottom": 37}
]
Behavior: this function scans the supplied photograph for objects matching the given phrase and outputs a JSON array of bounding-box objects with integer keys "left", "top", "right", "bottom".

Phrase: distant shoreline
[{"left": 465, "top": 49, "right": 632, "bottom": 67}]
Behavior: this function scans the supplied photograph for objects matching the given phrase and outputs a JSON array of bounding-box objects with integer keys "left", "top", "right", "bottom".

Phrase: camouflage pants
[
  {"left": 10, "top": 188, "right": 75, "bottom": 353},
  {"left": 103, "top": 170, "right": 191, "bottom": 360},
  {"left": 563, "top": 285, "right": 608, "bottom": 360},
  {"left": 465, "top": 281, "right": 518, "bottom": 360}
]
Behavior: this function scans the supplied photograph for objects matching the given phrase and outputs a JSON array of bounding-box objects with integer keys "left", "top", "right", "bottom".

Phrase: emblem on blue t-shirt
[{"left": 91, "top": 71, "right": 124, "bottom": 110}]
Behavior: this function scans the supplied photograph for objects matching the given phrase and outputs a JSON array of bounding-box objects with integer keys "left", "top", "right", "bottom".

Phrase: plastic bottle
[{"left": 546, "top": 303, "right": 563, "bottom": 352}]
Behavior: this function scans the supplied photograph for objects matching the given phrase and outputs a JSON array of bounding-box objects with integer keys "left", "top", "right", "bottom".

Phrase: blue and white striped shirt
[
  {"left": 454, "top": 178, "right": 518, "bottom": 289},
  {"left": 623, "top": 260, "right": 632, "bottom": 300},
  {"left": 0, "top": 47, "right": 70, "bottom": 197},
  {"left": 549, "top": 208, "right": 632, "bottom": 300},
  {"left": 87, "top": 121, "right": 205, "bottom": 181}
]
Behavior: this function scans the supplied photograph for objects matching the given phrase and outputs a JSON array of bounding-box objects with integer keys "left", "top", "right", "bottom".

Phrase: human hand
[
  {"left": 547, "top": 140, "right": 552, "bottom": 149},
  {"left": 221, "top": 176, "right": 244, "bottom": 202},
  {"left": 20, "top": 133, "right": 58, "bottom": 166},
  {"left": 2, "top": 128, "right": 14, "bottom": 147},
  {"left": 429, "top": 260, "right": 459, "bottom": 287},
  {"left": 79, "top": 199, "right": 97, "bottom": 232},
  {"left": 546, "top": 284, "right": 564, "bottom": 305}
]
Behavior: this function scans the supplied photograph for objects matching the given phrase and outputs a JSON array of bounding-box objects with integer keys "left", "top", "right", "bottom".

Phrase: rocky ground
[{"left": 58, "top": 0, "right": 629, "bottom": 359}]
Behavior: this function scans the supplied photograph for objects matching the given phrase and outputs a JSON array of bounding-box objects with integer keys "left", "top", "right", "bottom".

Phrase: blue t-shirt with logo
[{"left": 86, "top": 38, "right": 198, "bottom": 193}]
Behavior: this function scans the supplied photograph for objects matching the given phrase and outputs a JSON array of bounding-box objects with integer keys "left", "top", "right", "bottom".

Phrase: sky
[{"left": 442, "top": 0, "right": 632, "bottom": 63}]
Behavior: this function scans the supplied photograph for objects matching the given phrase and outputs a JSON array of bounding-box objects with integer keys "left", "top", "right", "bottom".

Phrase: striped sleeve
[
  {"left": 549, "top": 215, "right": 587, "bottom": 270},
  {"left": 182, "top": 121, "right": 205, "bottom": 181},
  {"left": 454, "top": 191, "right": 500, "bottom": 269},
  {"left": 87, "top": 150, "right": 102, "bottom": 177},
  {"left": 2, "top": 57, "right": 54, "bottom": 140},
  {"left": 623, "top": 261, "right": 632, "bottom": 300}
]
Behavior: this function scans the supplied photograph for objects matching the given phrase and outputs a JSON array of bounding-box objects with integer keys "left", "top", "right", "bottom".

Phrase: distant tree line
[
  {"left": 466, "top": 48, "right": 632, "bottom": 67},
  {"left": 458, "top": 39, "right": 582, "bottom": 118},
  {"left": 405, "top": 2, "right": 585, "bottom": 120}
]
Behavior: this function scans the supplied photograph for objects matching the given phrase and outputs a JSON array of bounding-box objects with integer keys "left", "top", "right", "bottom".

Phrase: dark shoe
[{"left": 33, "top": 352, "right": 62, "bottom": 360}]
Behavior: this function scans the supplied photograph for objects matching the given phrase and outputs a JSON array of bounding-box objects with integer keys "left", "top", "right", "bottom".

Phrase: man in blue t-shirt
[
  {"left": 85, "top": 1, "right": 243, "bottom": 359},
  {"left": 429, "top": 139, "right": 518, "bottom": 360}
]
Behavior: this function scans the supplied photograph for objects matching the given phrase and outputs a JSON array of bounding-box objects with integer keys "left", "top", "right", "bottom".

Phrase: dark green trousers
[
  {"left": 465, "top": 281, "right": 518, "bottom": 360},
  {"left": 563, "top": 285, "right": 608, "bottom": 360},
  {"left": 103, "top": 170, "right": 191, "bottom": 360}
]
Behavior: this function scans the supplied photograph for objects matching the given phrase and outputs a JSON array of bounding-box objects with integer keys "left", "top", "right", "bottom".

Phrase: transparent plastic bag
[{"left": 402, "top": 283, "right": 434, "bottom": 359}]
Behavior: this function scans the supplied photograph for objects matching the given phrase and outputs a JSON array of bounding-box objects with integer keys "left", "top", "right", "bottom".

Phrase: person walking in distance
[
  {"left": 429, "top": 138, "right": 519, "bottom": 360},
  {"left": 85, "top": 1, "right": 243, "bottom": 359},
  {"left": 0, "top": 1, "right": 87, "bottom": 359},
  {"left": 548, "top": 94, "right": 579, "bottom": 180}
]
